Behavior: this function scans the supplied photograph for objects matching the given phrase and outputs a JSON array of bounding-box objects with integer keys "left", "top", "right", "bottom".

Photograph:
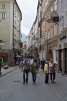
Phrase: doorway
[{"left": 65, "top": 48, "right": 67, "bottom": 74}]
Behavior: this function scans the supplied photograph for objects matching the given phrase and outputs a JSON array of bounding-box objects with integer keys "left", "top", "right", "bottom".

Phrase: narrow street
[{"left": 0, "top": 68, "right": 67, "bottom": 101}]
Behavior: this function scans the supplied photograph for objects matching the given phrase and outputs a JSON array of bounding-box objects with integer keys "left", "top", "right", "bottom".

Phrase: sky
[{"left": 16, "top": 0, "right": 38, "bottom": 35}]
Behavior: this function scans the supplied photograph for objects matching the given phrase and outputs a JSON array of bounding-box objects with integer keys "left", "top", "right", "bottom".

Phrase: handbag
[{"left": 50, "top": 69, "right": 55, "bottom": 73}]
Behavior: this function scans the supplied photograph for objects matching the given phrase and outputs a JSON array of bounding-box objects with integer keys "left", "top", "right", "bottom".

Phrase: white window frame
[{"left": 54, "top": 0, "right": 57, "bottom": 11}]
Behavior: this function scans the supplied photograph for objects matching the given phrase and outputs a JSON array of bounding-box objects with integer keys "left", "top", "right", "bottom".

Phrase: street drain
[{"left": 13, "top": 80, "right": 21, "bottom": 82}]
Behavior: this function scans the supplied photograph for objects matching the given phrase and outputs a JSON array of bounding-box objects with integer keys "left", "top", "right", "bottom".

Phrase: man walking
[
  {"left": 30, "top": 59, "right": 38, "bottom": 84},
  {"left": 0, "top": 56, "right": 3, "bottom": 76},
  {"left": 41, "top": 58, "right": 45, "bottom": 72},
  {"left": 22, "top": 58, "right": 30, "bottom": 84}
]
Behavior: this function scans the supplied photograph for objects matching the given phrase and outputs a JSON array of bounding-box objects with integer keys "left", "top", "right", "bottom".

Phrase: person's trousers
[
  {"left": 23, "top": 71, "right": 28, "bottom": 83},
  {"left": 50, "top": 72, "right": 56, "bottom": 81},
  {"left": 45, "top": 74, "right": 49, "bottom": 83},
  {"left": 32, "top": 72, "right": 36, "bottom": 83}
]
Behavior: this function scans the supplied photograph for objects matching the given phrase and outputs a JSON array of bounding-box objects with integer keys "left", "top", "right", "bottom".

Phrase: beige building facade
[
  {"left": 40, "top": 0, "right": 58, "bottom": 64},
  {"left": 0, "top": 0, "right": 22, "bottom": 66}
]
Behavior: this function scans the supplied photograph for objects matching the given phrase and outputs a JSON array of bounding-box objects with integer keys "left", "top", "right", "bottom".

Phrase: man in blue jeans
[{"left": 22, "top": 58, "right": 30, "bottom": 84}]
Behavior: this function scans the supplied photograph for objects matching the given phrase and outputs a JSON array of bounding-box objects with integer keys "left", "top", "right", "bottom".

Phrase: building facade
[
  {"left": 58, "top": 0, "right": 67, "bottom": 74},
  {"left": 40, "top": 0, "right": 58, "bottom": 64},
  {"left": 0, "top": 0, "right": 22, "bottom": 66}
]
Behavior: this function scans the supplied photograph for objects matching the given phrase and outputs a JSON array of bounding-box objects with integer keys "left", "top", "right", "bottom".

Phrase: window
[
  {"left": 45, "top": 31, "right": 48, "bottom": 39},
  {"left": 2, "top": 4, "right": 5, "bottom": 9},
  {"left": 54, "top": 24, "right": 57, "bottom": 36},
  {"left": 1, "top": 13, "right": 6, "bottom": 19},
  {"left": 51, "top": 6, "right": 53, "bottom": 12},
  {"left": 48, "top": 30, "right": 50, "bottom": 39},
  {"left": 53, "top": 49, "right": 58, "bottom": 63},
  {"left": 50, "top": 27, "right": 53, "bottom": 38}
]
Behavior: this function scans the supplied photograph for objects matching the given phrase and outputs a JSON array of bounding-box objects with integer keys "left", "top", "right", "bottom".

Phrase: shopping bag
[{"left": 18, "top": 66, "right": 21, "bottom": 69}]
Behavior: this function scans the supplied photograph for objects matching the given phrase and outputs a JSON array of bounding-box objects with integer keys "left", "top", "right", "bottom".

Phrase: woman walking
[
  {"left": 44, "top": 61, "right": 49, "bottom": 84},
  {"left": 30, "top": 59, "right": 38, "bottom": 84},
  {"left": 49, "top": 58, "right": 56, "bottom": 83}
]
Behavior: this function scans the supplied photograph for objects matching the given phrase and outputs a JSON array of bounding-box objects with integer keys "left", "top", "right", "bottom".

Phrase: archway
[{"left": 58, "top": 44, "right": 63, "bottom": 72}]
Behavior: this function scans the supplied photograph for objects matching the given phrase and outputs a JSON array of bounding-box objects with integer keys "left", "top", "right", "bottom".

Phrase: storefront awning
[{"left": 0, "top": 53, "right": 8, "bottom": 56}]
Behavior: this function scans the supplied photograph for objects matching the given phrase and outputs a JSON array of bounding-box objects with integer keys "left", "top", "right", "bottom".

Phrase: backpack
[{"left": 24, "top": 62, "right": 30, "bottom": 72}]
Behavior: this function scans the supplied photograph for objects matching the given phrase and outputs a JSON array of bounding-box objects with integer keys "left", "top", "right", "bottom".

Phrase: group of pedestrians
[
  {"left": 19, "top": 57, "right": 56, "bottom": 84},
  {"left": 20, "top": 58, "right": 39, "bottom": 84},
  {"left": 44, "top": 58, "right": 56, "bottom": 84}
]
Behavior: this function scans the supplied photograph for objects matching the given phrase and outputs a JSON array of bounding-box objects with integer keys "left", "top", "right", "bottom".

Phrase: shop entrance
[{"left": 59, "top": 49, "right": 62, "bottom": 72}]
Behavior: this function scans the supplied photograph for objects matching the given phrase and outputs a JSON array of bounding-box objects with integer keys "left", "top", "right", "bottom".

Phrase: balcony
[{"left": 45, "top": 10, "right": 59, "bottom": 23}]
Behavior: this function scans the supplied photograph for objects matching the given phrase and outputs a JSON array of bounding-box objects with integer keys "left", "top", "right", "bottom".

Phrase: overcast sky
[{"left": 16, "top": 0, "right": 38, "bottom": 35}]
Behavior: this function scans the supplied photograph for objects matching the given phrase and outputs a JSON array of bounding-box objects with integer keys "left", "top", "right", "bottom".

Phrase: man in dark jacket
[
  {"left": 41, "top": 58, "right": 45, "bottom": 72},
  {"left": 0, "top": 57, "right": 3, "bottom": 76}
]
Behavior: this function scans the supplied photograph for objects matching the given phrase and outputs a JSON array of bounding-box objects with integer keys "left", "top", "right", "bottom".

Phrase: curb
[{"left": 0, "top": 68, "right": 17, "bottom": 78}]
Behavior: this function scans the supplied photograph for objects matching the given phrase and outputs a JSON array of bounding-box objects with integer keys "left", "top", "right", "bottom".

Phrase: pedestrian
[
  {"left": 37, "top": 57, "right": 40, "bottom": 69},
  {"left": 19, "top": 60, "right": 23, "bottom": 70},
  {"left": 22, "top": 58, "right": 30, "bottom": 84},
  {"left": 30, "top": 59, "right": 38, "bottom": 84},
  {"left": 30, "top": 57, "right": 33, "bottom": 66},
  {"left": 49, "top": 58, "right": 56, "bottom": 83},
  {"left": 14, "top": 55, "right": 17, "bottom": 65},
  {"left": 0, "top": 56, "right": 3, "bottom": 76},
  {"left": 41, "top": 58, "right": 45, "bottom": 72},
  {"left": 44, "top": 61, "right": 49, "bottom": 84}
]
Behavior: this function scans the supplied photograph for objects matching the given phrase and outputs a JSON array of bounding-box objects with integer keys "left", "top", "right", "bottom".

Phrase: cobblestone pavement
[{"left": 0, "top": 68, "right": 67, "bottom": 101}]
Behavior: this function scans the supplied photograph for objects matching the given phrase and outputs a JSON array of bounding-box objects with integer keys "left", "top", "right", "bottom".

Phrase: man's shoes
[
  {"left": 26, "top": 82, "right": 28, "bottom": 84},
  {"left": 51, "top": 81, "right": 56, "bottom": 83},
  {"left": 53, "top": 81, "right": 56, "bottom": 83},
  {"left": 23, "top": 82, "right": 25, "bottom": 84},
  {"left": 45, "top": 82, "right": 49, "bottom": 84},
  {"left": 51, "top": 81, "right": 53, "bottom": 83},
  {"left": 33, "top": 82, "right": 36, "bottom": 84}
]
